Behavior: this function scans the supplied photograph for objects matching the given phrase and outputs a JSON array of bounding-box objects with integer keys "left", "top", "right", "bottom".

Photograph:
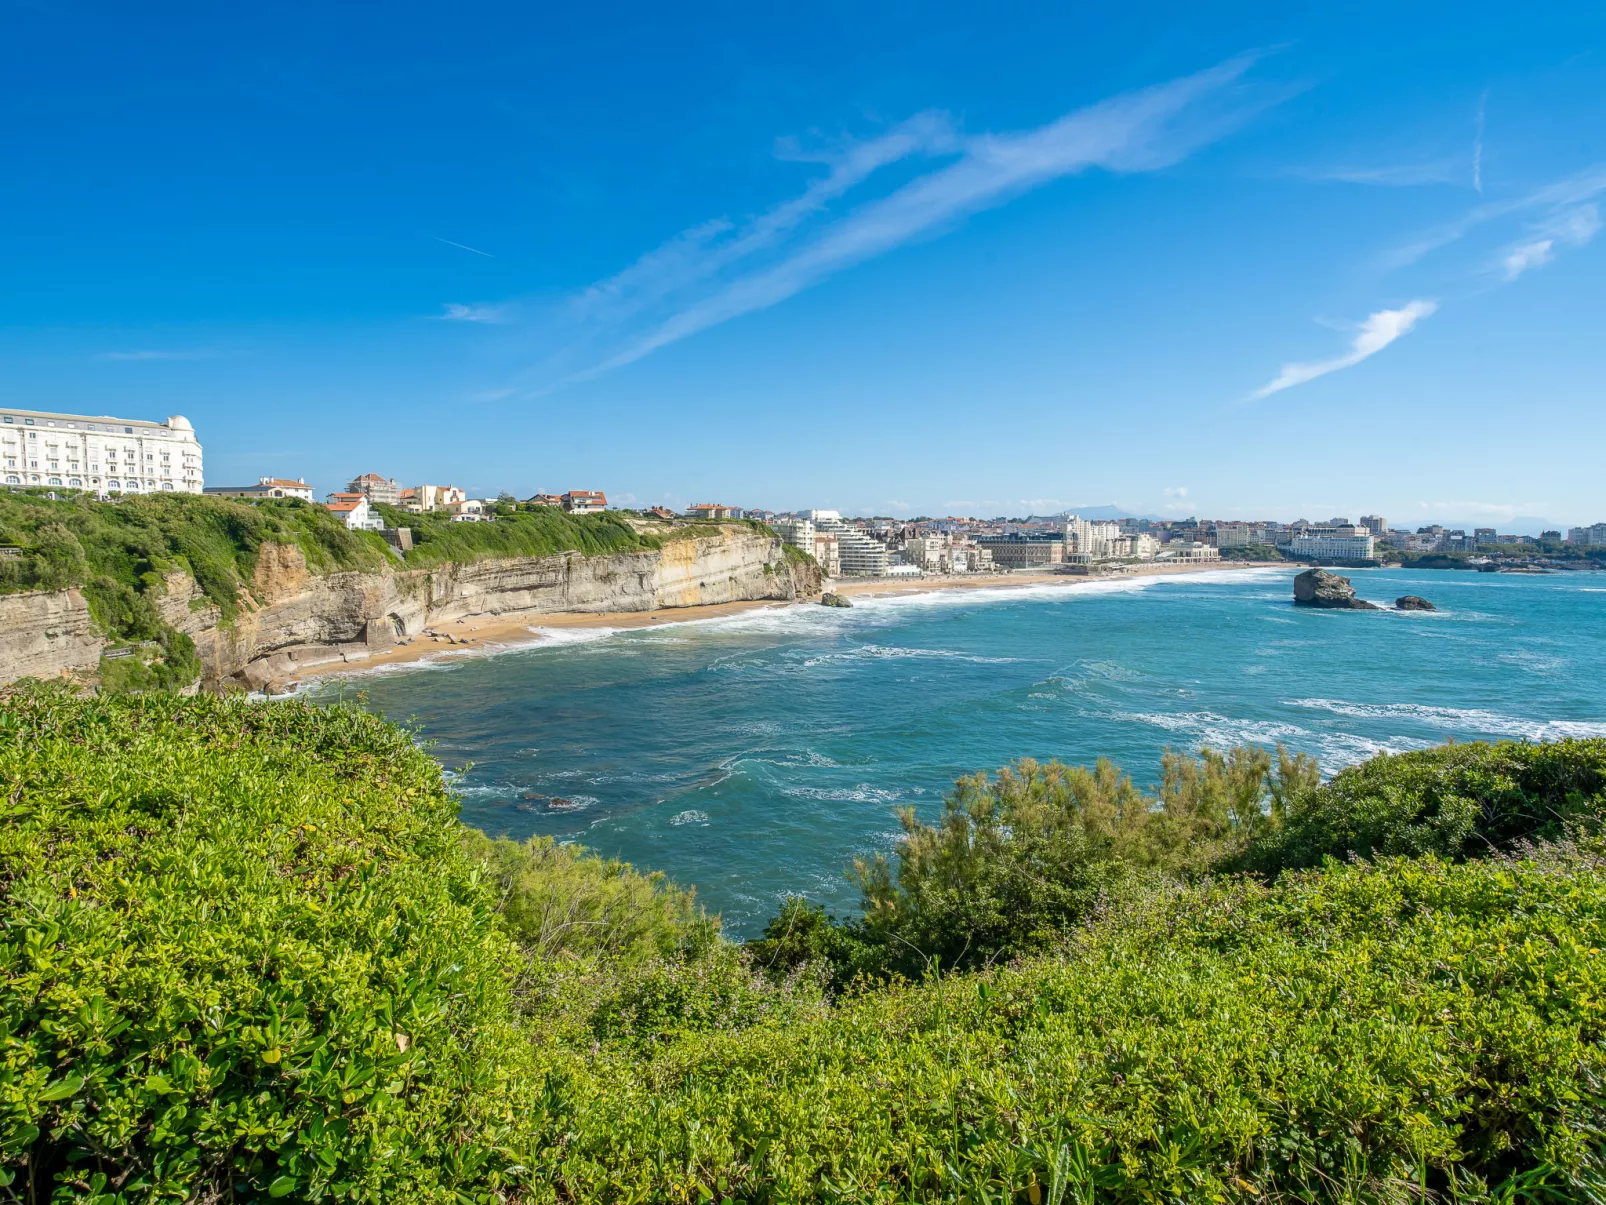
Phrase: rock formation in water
[
  {"left": 1292, "top": 568, "right": 1380, "bottom": 610},
  {"left": 0, "top": 526, "right": 820, "bottom": 691},
  {"left": 819, "top": 592, "right": 853, "bottom": 608},
  {"left": 1395, "top": 595, "right": 1436, "bottom": 611}
]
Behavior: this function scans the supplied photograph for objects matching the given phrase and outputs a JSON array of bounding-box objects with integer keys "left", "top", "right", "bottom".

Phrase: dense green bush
[
  {"left": 464, "top": 830, "right": 719, "bottom": 966},
  {"left": 572, "top": 855, "right": 1606, "bottom": 1203},
  {"left": 0, "top": 686, "right": 541, "bottom": 1201},
  {"left": 757, "top": 746, "right": 1320, "bottom": 982},
  {"left": 1234, "top": 738, "right": 1606, "bottom": 875}
]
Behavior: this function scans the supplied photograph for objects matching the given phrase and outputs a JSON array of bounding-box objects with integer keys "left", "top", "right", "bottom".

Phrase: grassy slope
[{"left": 3, "top": 689, "right": 1604, "bottom": 1201}]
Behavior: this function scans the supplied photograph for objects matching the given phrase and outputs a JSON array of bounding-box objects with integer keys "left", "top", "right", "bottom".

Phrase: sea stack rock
[
  {"left": 820, "top": 592, "right": 853, "bottom": 608},
  {"left": 1395, "top": 595, "right": 1436, "bottom": 611},
  {"left": 1292, "top": 568, "right": 1380, "bottom": 610}
]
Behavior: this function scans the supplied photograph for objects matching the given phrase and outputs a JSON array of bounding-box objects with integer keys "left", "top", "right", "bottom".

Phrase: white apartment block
[
  {"left": 1282, "top": 533, "right": 1376, "bottom": 560},
  {"left": 1, "top": 408, "right": 202, "bottom": 494},
  {"left": 772, "top": 517, "right": 815, "bottom": 550},
  {"left": 1213, "top": 523, "right": 1263, "bottom": 549},
  {"left": 808, "top": 511, "right": 890, "bottom": 576},
  {"left": 1567, "top": 523, "right": 1606, "bottom": 546}
]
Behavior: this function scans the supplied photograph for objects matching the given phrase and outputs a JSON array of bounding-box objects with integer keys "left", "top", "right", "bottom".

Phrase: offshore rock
[
  {"left": 820, "top": 592, "right": 853, "bottom": 608},
  {"left": 1395, "top": 595, "right": 1436, "bottom": 611},
  {"left": 1292, "top": 568, "right": 1379, "bottom": 610}
]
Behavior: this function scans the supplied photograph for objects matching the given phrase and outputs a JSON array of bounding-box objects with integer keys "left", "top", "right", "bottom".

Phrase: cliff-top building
[
  {"left": 205, "top": 476, "right": 313, "bottom": 501},
  {"left": 345, "top": 473, "right": 401, "bottom": 507},
  {"left": 0, "top": 407, "right": 202, "bottom": 494}
]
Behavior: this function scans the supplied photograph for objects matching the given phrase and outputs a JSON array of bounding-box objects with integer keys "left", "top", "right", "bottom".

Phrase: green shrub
[
  {"left": 462, "top": 830, "right": 719, "bottom": 966},
  {"left": 0, "top": 687, "right": 541, "bottom": 1201},
  {"left": 95, "top": 627, "right": 203, "bottom": 693},
  {"left": 1235, "top": 738, "right": 1606, "bottom": 875},
  {"left": 563, "top": 854, "right": 1606, "bottom": 1202},
  {"left": 782, "top": 746, "right": 1319, "bottom": 981}
]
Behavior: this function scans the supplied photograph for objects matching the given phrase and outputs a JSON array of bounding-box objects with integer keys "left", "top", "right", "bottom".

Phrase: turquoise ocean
[{"left": 318, "top": 567, "right": 1606, "bottom": 936}]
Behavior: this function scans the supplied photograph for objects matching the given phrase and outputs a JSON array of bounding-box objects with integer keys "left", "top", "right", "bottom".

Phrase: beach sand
[{"left": 281, "top": 560, "right": 1264, "bottom": 690}]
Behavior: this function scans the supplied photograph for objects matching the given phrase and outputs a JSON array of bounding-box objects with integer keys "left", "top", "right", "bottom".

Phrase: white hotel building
[{"left": 1, "top": 408, "right": 203, "bottom": 494}]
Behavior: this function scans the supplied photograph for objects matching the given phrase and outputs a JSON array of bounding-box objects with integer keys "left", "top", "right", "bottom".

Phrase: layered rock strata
[{"left": 0, "top": 528, "right": 819, "bottom": 690}]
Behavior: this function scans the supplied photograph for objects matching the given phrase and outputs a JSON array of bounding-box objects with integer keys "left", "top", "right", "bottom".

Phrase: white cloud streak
[
  {"left": 1501, "top": 203, "right": 1600, "bottom": 280},
  {"left": 432, "top": 236, "right": 495, "bottom": 258},
  {"left": 558, "top": 52, "right": 1280, "bottom": 383},
  {"left": 1251, "top": 300, "right": 1437, "bottom": 400},
  {"left": 1383, "top": 164, "right": 1606, "bottom": 271},
  {"left": 438, "top": 303, "right": 508, "bottom": 323},
  {"left": 1472, "top": 89, "right": 1487, "bottom": 193},
  {"left": 98, "top": 349, "right": 213, "bottom": 361}
]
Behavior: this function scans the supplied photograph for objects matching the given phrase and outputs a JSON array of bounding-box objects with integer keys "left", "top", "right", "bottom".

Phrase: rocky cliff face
[
  {"left": 0, "top": 588, "right": 102, "bottom": 685},
  {"left": 0, "top": 528, "right": 819, "bottom": 690}
]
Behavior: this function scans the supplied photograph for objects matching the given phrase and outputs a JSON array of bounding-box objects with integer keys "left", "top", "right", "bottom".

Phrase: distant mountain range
[{"left": 1026, "top": 505, "right": 1164, "bottom": 523}]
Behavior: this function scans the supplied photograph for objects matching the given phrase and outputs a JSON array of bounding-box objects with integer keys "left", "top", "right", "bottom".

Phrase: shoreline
[{"left": 282, "top": 560, "right": 1269, "bottom": 691}]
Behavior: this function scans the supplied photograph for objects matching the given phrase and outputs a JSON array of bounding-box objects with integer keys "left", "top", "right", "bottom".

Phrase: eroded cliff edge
[{"left": 0, "top": 527, "right": 819, "bottom": 690}]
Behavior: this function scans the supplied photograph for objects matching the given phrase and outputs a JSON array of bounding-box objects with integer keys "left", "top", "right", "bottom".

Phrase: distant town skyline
[{"left": 2, "top": 1, "right": 1603, "bottom": 529}]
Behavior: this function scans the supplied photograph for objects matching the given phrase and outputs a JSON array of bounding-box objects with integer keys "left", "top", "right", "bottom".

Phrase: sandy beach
[{"left": 283, "top": 560, "right": 1265, "bottom": 690}]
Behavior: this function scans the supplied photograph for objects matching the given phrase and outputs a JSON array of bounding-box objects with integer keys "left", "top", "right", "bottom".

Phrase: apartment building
[
  {"left": 1281, "top": 532, "right": 1376, "bottom": 560},
  {"left": 976, "top": 536, "right": 1064, "bottom": 569},
  {"left": 346, "top": 473, "right": 401, "bottom": 507},
  {"left": 1, "top": 408, "right": 202, "bottom": 494},
  {"left": 399, "top": 484, "right": 467, "bottom": 513}
]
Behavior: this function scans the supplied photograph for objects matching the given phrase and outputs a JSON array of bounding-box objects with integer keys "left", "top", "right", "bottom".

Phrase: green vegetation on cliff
[
  {"left": 0, "top": 491, "right": 389, "bottom": 615},
  {"left": 3, "top": 687, "right": 1603, "bottom": 1202},
  {"left": 0, "top": 493, "right": 793, "bottom": 694}
]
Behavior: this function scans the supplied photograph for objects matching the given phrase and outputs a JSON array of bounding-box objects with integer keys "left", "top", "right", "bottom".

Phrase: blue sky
[{"left": 3, "top": 1, "right": 1603, "bottom": 529}]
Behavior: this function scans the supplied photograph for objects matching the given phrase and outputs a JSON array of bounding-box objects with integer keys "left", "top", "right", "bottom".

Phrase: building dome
[{"left": 166, "top": 415, "right": 192, "bottom": 431}]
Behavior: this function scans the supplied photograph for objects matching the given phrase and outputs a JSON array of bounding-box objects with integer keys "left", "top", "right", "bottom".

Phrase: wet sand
[{"left": 286, "top": 560, "right": 1262, "bottom": 689}]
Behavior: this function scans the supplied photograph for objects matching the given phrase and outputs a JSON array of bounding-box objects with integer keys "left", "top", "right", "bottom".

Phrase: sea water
[{"left": 317, "top": 567, "right": 1606, "bottom": 935}]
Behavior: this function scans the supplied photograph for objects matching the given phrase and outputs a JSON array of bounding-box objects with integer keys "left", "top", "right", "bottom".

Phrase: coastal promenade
[{"left": 286, "top": 560, "right": 1262, "bottom": 689}]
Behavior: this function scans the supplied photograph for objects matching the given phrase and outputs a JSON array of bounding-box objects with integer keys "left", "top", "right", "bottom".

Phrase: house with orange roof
[{"left": 325, "top": 492, "right": 382, "bottom": 531}]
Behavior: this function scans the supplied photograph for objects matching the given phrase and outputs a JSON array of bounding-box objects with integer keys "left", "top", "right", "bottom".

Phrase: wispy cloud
[
  {"left": 1500, "top": 204, "right": 1600, "bottom": 280},
  {"left": 1163, "top": 486, "right": 1189, "bottom": 498},
  {"left": 575, "top": 111, "right": 960, "bottom": 330},
  {"left": 432, "top": 236, "right": 495, "bottom": 258},
  {"left": 1472, "top": 89, "right": 1487, "bottom": 194},
  {"left": 1251, "top": 300, "right": 1436, "bottom": 400},
  {"left": 1383, "top": 163, "right": 1606, "bottom": 271},
  {"left": 438, "top": 303, "right": 508, "bottom": 323},
  {"left": 538, "top": 52, "right": 1283, "bottom": 386},
  {"left": 97, "top": 349, "right": 214, "bottom": 361},
  {"left": 1300, "top": 159, "right": 1464, "bottom": 188}
]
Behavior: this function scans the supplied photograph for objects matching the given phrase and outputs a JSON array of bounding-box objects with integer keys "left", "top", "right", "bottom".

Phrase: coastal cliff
[{"left": 1, "top": 526, "right": 819, "bottom": 690}]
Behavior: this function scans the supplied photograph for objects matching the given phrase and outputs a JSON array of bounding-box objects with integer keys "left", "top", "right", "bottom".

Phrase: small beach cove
[{"left": 278, "top": 560, "right": 1260, "bottom": 690}]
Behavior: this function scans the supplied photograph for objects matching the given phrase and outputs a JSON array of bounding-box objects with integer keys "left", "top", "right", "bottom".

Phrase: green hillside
[{"left": 2, "top": 687, "right": 1603, "bottom": 1201}]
